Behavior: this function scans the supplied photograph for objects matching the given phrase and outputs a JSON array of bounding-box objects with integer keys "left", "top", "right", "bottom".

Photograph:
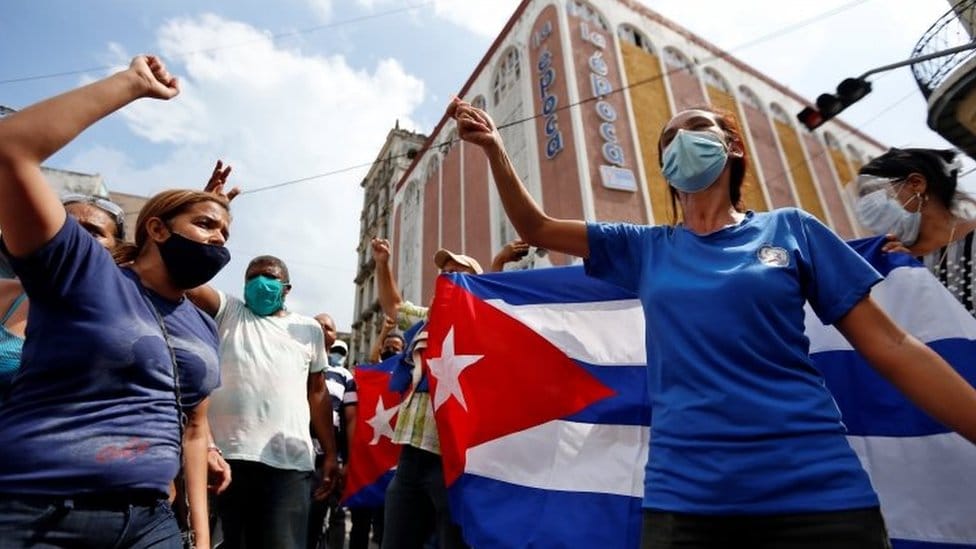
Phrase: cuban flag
[
  {"left": 424, "top": 267, "right": 650, "bottom": 548},
  {"left": 808, "top": 237, "right": 976, "bottom": 549},
  {"left": 342, "top": 356, "right": 403, "bottom": 507},
  {"left": 423, "top": 237, "right": 976, "bottom": 549}
]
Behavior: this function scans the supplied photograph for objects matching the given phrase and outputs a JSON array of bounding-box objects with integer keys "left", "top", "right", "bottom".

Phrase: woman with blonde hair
[{"left": 0, "top": 55, "right": 228, "bottom": 547}]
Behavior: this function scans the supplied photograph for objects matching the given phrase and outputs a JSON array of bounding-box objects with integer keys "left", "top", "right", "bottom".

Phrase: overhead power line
[
  {"left": 241, "top": 0, "right": 877, "bottom": 195},
  {"left": 0, "top": 2, "right": 434, "bottom": 85}
]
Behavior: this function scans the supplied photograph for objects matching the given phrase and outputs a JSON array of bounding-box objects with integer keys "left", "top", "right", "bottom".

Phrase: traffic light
[{"left": 797, "top": 77, "right": 872, "bottom": 131}]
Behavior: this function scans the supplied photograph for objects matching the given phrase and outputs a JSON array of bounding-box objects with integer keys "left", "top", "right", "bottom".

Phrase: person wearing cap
[
  {"left": 308, "top": 312, "right": 358, "bottom": 549},
  {"left": 854, "top": 147, "right": 976, "bottom": 317},
  {"left": 370, "top": 238, "right": 483, "bottom": 549}
]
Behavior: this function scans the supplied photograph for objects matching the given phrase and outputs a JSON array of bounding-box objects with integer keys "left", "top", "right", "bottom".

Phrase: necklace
[{"left": 935, "top": 218, "right": 958, "bottom": 270}]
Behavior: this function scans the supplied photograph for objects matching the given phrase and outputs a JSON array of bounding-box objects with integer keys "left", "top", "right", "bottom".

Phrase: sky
[{"left": 0, "top": 0, "right": 961, "bottom": 329}]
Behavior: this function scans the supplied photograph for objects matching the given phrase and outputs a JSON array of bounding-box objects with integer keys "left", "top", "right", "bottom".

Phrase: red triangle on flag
[
  {"left": 342, "top": 368, "right": 402, "bottom": 503},
  {"left": 425, "top": 277, "right": 615, "bottom": 484}
]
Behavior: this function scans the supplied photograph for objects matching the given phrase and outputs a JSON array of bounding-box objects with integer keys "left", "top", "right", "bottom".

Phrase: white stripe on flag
[
  {"left": 484, "top": 298, "right": 646, "bottom": 366},
  {"left": 848, "top": 433, "right": 976, "bottom": 545},
  {"left": 464, "top": 419, "right": 649, "bottom": 498},
  {"left": 807, "top": 265, "right": 976, "bottom": 353}
]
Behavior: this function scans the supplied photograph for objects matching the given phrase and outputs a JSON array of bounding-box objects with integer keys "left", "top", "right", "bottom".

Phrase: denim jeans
[
  {"left": 381, "top": 445, "right": 467, "bottom": 549},
  {"left": 0, "top": 495, "right": 180, "bottom": 548},
  {"left": 349, "top": 506, "right": 384, "bottom": 549},
  {"left": 217, "top": 460, "right": 314, "bottom": 549},
  {"left": 642, "top": 506, "right": 892, "bottom": 549}
]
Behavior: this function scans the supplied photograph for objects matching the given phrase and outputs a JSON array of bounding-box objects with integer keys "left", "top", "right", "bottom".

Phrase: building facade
[
  {"left": 363, "top": 0, "right": 887, "bottom": 321},
  {"left": 349, "top": 124, "right": 427, "bottom": 363}
]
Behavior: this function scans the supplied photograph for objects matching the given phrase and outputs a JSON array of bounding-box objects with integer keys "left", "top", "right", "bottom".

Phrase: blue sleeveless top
[{"left": 0, "top": 292, "right": 27, "bottom": 393}]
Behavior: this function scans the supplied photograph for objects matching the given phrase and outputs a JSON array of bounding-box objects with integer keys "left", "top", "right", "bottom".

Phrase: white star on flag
[
  {"left": 427, "top": 326, "right": 484, "bottom": 411},
  {"left": 366, "top": 397, "right": 398, "bottom": 445}
]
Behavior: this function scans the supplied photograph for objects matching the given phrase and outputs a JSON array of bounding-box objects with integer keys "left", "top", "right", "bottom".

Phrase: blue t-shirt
[
  {"left": 0, "top": 218, "right": 220, "bottom": 497},
  {"left": 585, "top": 208, "right": 882, "bottom": 514}
]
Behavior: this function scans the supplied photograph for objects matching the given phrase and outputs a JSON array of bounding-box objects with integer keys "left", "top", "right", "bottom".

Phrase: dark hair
[
  {"left": 247, "top": 255, "right": 290, "bottom": 282},
  {"left": 859, "top": 148, "right": 959, "bottom": 208},
  {"left": 384, "top": 332, "right": 405, "bottom": 344},
  {"left": 115, "top": 190, "right": 230, "bottom": 264},
  {"left": 657, "top": 106, "right": 748, "bottom": 223}
]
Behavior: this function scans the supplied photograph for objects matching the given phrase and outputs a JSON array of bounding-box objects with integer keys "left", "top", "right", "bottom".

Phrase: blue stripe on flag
[
  {"left": 448, "top": 474, "right": 643, "bottom": 549},
  {"left": 344, "top": 470, "right": 395, "bottom": 508},
  {"left": 892, "top": 540, "right": 975, "bottom": 549},
  {"left": 562, "top": 362, "right": 650, "bottom": 426},
  {"left": 816, "top": 338, "right": 976, "bottom": 437}
]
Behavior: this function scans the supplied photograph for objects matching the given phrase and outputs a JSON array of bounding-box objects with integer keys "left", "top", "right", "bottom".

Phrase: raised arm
[
  {"left": 491, "top": 239, "right": 530, "bottom": 272},
  {"left": 836, "top": 296, "right": 976, "bottom": 444},
  {"left": 186, "top": 160, "right": 240, "bottom": 317},
  {"left": 448, "top": 99, "right": 588, "bottom": 259},
  {"left": 371, "top": 238, "right": 403, "bottom": 321},
  {"left": 368, "top": 315, "right": 396, "bottom": 363},
  {"left": 0, "top": 55, "right": 179, "bottom": 257}
]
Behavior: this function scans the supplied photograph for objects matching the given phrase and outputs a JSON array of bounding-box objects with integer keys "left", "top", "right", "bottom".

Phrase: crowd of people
[{"left": 0, "top": 53, "right": 974, "bottom": 549}]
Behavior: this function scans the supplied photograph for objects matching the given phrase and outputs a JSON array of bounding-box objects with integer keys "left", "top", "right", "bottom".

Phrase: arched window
[
  {"left": 618, "top": 24, "right": 654, "bottom": 54},
  {"left": 471, "top": 95, "right": 486, "bottom": 110},
  {"left": 662, "top": 46, "right": 695, "bottom": 76},
  {"left": 824, "top": 132, "right": 841, "bottom": 150},
  {"left": 493, "top": 47, "right": 522, "bottom": 106},
  {"left": 568, "top": 1, "right": 609, "bottom": 31},
  {"left": 769, "top": 102, "right": 792, "bottom": 125},
  {"left": 703, "top": 67, "right": 731, "bottom": 94},
  {"left": 738, "top": 85, "right": 763, "bottom": 111}
]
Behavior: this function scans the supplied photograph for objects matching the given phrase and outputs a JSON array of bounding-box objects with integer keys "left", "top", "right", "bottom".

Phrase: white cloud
[
  {"left": 306, "top": 0, "right": 334, "bottom": 22},
  {"left": 357, "top": 0, "right": 519, "bottom": 38},
  {"left": 65, "top": 13, "right": 425, "bottom": 329}
]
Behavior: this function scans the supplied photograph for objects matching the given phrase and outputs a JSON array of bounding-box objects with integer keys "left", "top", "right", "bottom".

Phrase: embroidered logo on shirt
[{"left": 757, "top": 245, "right": 789, "bottom": 267}]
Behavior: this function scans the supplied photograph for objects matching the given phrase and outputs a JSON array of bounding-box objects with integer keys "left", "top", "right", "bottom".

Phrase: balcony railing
[{"left": 912, "top": 0, "right": 976, "bottom": 98}]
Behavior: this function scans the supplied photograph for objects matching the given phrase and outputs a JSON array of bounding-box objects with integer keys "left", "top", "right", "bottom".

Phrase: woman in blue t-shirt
[
  {"left": 449, "top": 99, "right": 976, "bottom": 548},
  {"left": 0, "top": 55, "right": 229, "bottom": 548}
]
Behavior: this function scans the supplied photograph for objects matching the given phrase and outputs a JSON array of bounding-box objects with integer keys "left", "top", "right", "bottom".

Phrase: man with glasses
[{"left": 188, "top": 255, "right": 339, "bottom": 549}]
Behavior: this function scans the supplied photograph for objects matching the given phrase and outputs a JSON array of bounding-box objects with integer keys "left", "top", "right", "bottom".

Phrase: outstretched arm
[
  {"left": 448, "top": 99, "right": 588, "bottom": 259},
  {"left": 837, "top": 296, "right": 976, "bottom": 444},
  {"left": 491, "top": 239, "right": 530, "bottom": 272},
  {"left": 371, "top": 238, "right": 403, "bottom": 322},
  {"left": 0, "top": 55, "right": 179, "bottom": 257}
]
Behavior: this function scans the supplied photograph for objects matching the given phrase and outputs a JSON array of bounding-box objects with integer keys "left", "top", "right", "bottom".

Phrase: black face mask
[
  {"left": 380, "top": 349, "right": 399, "bottom": 360},
  {"left": 158, "top": 233, "right": 231, "bottom": 289}
]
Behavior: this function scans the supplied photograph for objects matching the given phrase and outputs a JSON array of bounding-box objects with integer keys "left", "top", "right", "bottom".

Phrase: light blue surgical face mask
[
  {"left": 662, "top": 129, "right": 729, "bottom": 193},
  {"left": 244, "top": 275, "right": 286, "bottom": 316}
]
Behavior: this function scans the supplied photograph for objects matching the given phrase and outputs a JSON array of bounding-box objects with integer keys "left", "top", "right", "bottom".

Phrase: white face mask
[{"left": 854, "top": 181, "right": 923, "bottom": 245}]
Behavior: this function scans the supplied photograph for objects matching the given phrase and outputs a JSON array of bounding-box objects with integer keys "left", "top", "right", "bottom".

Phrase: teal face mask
[{"left": 244, "top": 275, "right": 286, "bottom": 316}]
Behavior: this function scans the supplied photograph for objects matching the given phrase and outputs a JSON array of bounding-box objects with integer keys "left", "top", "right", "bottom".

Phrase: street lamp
[{"left": 798, "top": 41, "right": 976, "bottom": 131}]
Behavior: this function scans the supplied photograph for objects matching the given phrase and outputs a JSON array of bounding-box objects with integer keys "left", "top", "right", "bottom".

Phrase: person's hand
[
  {"left": 881, "top": 233, "right": 911, "bottom": 254},
  {"left": 313, "top": 456, "right": 340, "bottom": 501},
  {"left": 380, "top": 315, "right": 396, "bottom": 336},
  {"left": 499, "top": 240, "right": 530, "bottom": 263},
  {"left": 371, "top": 238, "right": 391, "bottom": 264},
  {"left": 448, "top": 98, "right": 501, "bottom": 150},
  {"left": 207, "top": 448, "right": 232, "bottom": 495},
  {"left": 204, "top": 160, "right": 241, "bottom": 202},
  {"left": 129, "top": 55, "right": 180, "bottom": 100}
]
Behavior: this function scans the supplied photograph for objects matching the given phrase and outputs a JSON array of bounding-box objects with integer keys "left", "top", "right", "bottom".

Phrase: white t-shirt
[{"left": 207, "top": 292, "right": 327, "bottom": 471}]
